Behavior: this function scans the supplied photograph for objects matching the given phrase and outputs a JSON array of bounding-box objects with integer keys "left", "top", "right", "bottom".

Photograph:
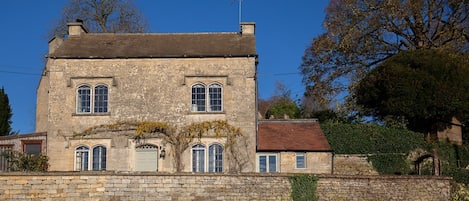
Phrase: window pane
[
  {"left": 209, "top": 144, "right": 223, "bottom": 172},
  {"left": 93, "top": 146, "right": 107, "bottom": 171},
  {"left": 191, "top": 84, "right": 206, "bottom": 112},
  {"left": 94, "top": 85, "right": 108, "bottom": 113},
  {"left": 76, "top": 146, "right": 89, "bottom": 171},
  {"left": 268, "top": 155, "right": 277, "bottom": 172},
  {"left": 259, "top": 156, "right": 267, "bottom": 172},
  {"left": 192, "top": 144, "right": 205, "bottom": 172},
  {"left": 296, "top": 153, "right": 305, "bottom": 168},
  {"left": 77, "top": 86, "right": 91, "bottom": 113},
  {"left": 24, "top": 144, "right": 41, "bottom": 156},
  {"left": 209, "top": 84, "right": 222, "bottom": 112}
]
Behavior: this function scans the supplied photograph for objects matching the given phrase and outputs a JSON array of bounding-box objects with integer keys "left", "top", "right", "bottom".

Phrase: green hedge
[
  {"left": 321, "top": 122, "right": 469, "bottom": 183},
  {"left": 321, "top": 122, "right": 428, "bottom": 154}
]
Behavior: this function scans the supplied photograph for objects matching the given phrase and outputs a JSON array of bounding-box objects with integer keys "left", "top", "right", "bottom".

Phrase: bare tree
[
  {"left": 49, "top": 0, "right": 148, "bottom": 38},
  {"left": 300, "top": 0, "right": 468, "bottom": 108}
]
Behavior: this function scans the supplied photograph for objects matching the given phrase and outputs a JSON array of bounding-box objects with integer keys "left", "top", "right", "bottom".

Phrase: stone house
[
  {"left": 36, "top": 21, "right": 257, "bottom": 172},
  {"left": 257, "top": 119, "right": 333, "bottom": 174}
]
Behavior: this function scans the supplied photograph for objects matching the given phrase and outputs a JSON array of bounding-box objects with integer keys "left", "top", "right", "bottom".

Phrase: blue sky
[{"left": 0, "top": 0, "right": 328, "bottom": 134}]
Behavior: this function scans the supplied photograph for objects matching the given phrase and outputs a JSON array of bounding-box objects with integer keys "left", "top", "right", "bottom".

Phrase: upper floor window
[
  {"left": 191, "top": 84, "right": 206, "bottom": 112},
  {"left": 76, "top": 84, "right": 108, "bottom": 114},
  {"left": 208, "top": 83, "right": 222, "bottom": 112},
  {"left": 77, "top": 85, "right": 91, "bottom": 113},
  {"left": 191, "top": 82, "right": 223, "bottom": 112},
  {"left": 94, "top": 85, "right": 108, "bottom": 113}
]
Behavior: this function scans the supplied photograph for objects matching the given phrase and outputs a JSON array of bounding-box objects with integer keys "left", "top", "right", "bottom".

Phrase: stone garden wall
[{"left": 0, "top": 172, "right": 452, "bottom": 201}]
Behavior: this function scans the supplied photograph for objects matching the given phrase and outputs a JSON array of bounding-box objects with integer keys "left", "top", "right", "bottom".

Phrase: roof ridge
[{"left": 85, "top": 32, "right": 240, "bottom": 36}]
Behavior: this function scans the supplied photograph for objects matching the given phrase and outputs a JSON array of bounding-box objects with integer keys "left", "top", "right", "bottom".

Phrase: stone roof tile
[{"left": 49, "top": 33, "right": 256, "bottom": 58}]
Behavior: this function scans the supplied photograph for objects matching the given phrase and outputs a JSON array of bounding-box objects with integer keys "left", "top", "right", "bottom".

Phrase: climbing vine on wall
[{"left": 76, "top": 120, "right": 243, "bottom": 172}]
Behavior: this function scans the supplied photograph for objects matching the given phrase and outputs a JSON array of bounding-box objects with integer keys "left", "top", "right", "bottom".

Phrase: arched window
[
  {"left": 92, "top": 146, "right": 107, "bottom": 171},
  {"left": 208, "top": 144, "right": 223, "bottom": 172},
  {"left": 77, "top": 85, "right": 91, "bottom": 113},
  {"left": 208, "top": 83, "right": 222, "bottom": 112},
  {"left": 191, "top": 83, "right": 206, "bottom": 112},
  {"left": 75, "top": 146, "right": 90, "bottom": 171},
  {"left": 192, "top": 144, "right": 206, "bottom": 172},
  {"left": 94, "top": 85, "right": 108, "bottom": 113}
]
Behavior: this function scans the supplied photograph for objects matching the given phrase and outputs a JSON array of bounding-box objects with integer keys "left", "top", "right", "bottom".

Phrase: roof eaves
[{"left": 47, "top": 54, "right": 258, "bottom": 59}]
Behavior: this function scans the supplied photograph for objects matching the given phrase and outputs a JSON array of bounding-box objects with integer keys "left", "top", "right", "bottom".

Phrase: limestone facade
[{"left": 36, "top": 22, "right": 257, "bottom": 172}]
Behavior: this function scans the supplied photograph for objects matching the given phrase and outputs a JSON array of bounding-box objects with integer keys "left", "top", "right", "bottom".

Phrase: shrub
[{"left": 2, "top": 151, "right": 49, "bottom": 172}]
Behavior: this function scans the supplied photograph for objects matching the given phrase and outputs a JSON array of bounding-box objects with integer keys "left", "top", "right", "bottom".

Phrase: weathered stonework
[
  {"left": 279, "top": 152, "right": 333, "bottom": 174},
  {"left": 0, "top": 173, "right": 453, "bottom": 201},
  {"left": 36, "top": 23, "right": 258, "bottom": 172}
]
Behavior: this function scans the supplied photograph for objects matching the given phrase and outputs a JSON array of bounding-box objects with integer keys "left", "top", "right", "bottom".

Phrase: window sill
[
  {"left": 188, "top": 111, "right": 225, "bottom": 115},
  {"left": 72, "top": 112, "right": 111, "bottom": 116}
]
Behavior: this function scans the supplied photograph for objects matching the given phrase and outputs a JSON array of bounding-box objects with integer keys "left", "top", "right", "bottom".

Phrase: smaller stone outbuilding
[
  {"left": 256, "top": 119, "right": 333, "bottom": 174},
  {"left": 0, "top": 132, "right": 47, "bottom": 171}
]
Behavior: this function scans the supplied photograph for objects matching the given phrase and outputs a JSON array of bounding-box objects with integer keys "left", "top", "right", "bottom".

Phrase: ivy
[
  {"left": 77, "top": 120, "right": 243, "bottom": 172},
  {"left": 289, "top": 174, "right": 319, "bottom": 201},
  {"left": 321, "top": 122, "right": 428, "bottom": 154}
]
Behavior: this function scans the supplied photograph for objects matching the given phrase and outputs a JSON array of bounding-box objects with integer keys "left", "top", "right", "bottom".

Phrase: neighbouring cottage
[
  {"left": 257, "top": 119, "right": 333, "bottom": 174},
  {"left": 0, "top": 132, "right": 47, "bottom": 171},
  {"left": 35, "top": 21, "right": 258, "bottom": 172}
]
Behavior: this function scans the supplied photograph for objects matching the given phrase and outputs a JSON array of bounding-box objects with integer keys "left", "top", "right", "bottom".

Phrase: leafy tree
[
  {"left": 299, "top": 0, "right": 469, "bottom": 108},
  {"left": 266, "top": 101, "right": 301, "bottom": 119},
  {"left": 0, "top": 86, "right": 13, "bottom": 136},
  {"left": 49, "top": 0, "right": 148, "bottom": 38},
  {"left": 355, "top": 49, "right": 469, "bottom": 133},
  {"left": 261, "top": 82, "right": 301, "bottom": 119}
]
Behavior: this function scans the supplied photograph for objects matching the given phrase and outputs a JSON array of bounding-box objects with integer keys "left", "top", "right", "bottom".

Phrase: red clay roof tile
[{"left": 257, "top": 120, "right": 331, "bottom": 152}]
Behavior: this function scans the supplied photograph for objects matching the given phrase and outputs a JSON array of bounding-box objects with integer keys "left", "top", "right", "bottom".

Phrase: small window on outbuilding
[{"left": 296, "top": 152, "right": 306, "bottom": 169}]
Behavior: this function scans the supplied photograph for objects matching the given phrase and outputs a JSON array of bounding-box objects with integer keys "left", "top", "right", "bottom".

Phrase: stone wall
[
  {"left": 0, "top": 172, "right": 452, "bottom": 201},
  {"left": 333, "top": 154, "right": 379, "bottom": 175}
]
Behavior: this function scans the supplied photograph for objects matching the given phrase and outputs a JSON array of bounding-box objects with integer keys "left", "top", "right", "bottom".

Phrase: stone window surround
[
  {"left": 69, "top": 76, "right": 114, "bottom": 116},
  {"left": 76, "top": 84, "right": 109, "bottom": 114},
  {"left": 295, "top": 152, "right": 306, "bottom": 169},
  {"left": 21, "top": 140, "right": 43, "bottom": 156},
  {"left": 74, "top": 144, "right": 108, "bottom": 171},
  {"left": 191, "top": 143, "right": 225, "bottom": 173},
  {"left": 256, "top": 152, "right": 279, "bottom": 173},
  {"left": 190, "top": 82, "right": 224, "bottom": 113}
]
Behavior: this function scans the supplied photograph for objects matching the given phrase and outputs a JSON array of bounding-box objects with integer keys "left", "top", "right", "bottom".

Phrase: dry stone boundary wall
[{"left": 0, "top": 172, "right": 452, "bottom": 201}]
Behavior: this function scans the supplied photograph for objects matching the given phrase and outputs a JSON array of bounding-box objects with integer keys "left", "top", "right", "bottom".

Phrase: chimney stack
[
  {"left": 240, "top": 22, "right": 255, "bottom": 35},
  {"left": 67, "top": 19, "right": 88, "bottom": 37}
]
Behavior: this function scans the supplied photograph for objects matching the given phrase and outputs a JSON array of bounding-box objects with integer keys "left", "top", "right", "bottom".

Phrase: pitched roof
[
  {"left": 257, "top": 120, "right": 332, "bottom": 152},
  {"left": 49, "top": 33, "right": 256, "bottom": 59}
]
